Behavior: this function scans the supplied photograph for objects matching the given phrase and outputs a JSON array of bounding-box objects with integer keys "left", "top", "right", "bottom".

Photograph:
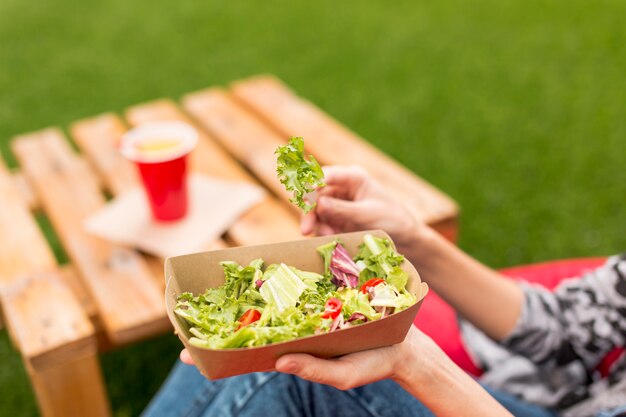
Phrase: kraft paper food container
[{"left": 164, "top": 230, "right": 429, "bottom": 380}]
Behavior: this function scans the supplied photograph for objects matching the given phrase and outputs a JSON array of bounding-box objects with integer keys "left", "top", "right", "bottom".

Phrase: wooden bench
[{"left": 0, "top": 75, "right": 458, "bottom": 417}]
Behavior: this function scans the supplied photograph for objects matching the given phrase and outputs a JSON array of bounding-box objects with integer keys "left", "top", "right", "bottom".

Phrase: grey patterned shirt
[{"left": 461, "top": 254, "right": 626, "bottom": 417}]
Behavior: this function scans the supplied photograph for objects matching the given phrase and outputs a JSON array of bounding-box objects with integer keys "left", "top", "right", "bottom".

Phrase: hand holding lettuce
[
  {"left": 298, "top": 165, "right": 425, "bottom": 255},
  {"left": 174, "top": 234, "right": 416, "bottom": 349}
]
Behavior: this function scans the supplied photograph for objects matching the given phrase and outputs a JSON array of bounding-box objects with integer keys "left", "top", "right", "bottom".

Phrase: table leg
[{"left": 27, "top": 353, "right": 111, "bottom": 417}]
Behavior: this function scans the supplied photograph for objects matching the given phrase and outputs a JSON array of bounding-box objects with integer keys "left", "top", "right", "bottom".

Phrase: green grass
[{"left": 1, "top": 0, "right": 625, "bottom": 415}]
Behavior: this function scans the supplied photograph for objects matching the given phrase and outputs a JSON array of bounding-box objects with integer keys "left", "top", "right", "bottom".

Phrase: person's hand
[
  {"left": 180, "top": 349, "right": 194, "bottom": 365},
  {"left": 274, "top": 326, "right": 440, "bottom": 390},
  {"left": 178, "top": 326, "right": 440, "bottom": 388},
  {"left": 301, "top": 165, "right": 424, "bottom": 252},
  {"left": 275, "top": 326, "right": 513, "bottom": 417}
]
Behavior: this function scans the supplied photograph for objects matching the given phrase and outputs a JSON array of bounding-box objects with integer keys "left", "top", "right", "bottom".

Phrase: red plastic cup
[{"left": 120, "top": 122, "right": 198, "bottom": 222}]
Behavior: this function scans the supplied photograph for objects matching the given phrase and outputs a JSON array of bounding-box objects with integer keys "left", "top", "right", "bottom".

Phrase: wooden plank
[
  {"left": 0, "top": 158, "right": 110, "bottom": 417},
  {"left": 12, "top": 129, "right": 170, "bottom": 345},
  {"left": 0, "top": 158, "right": 94, "bottom": 362},
  {"left": 145, "top": 255, "right": 168, "bottom": 291},
  {"left": 181, "top": 89, "right": 295, "bottom": 207},
  {"left": 12, "top": 171, "right": 39, "bottom": 211},
  {"left": 1, "top": 165, "right": 97, "bottom": 319},
  {"left": 121, "top": 99, "right": 302, "bottom": 245},
  {"left": 0, "top": 162, "right": 57, "bottom": 287},
  {"left": 58, "top": 265, "right": 98, "bottom": 319},
  {"left": 230, "top": 75, "right": 459, "bottom": 237},
  {"left": 26, "top": 354, "right": 111, "bottom": 417},
  {"left": 68, "top": 114, "right": 139, "bottom": 196},
  {"left": 1, "top": 272, "right": 96, "bottom": 369}
]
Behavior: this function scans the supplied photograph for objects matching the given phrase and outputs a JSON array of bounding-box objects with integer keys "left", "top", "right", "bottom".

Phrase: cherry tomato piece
[
  {"left": 360, "top": 278, "right": 385, "bottom": 294},
  {"left": 322, "top": 297, "right": 343, "bottom": 319},
  {"left": 237, "top": 308, "right": 261, "bottom": 330}
]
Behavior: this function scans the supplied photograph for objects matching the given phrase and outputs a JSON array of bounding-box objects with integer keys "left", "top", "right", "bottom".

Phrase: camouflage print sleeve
[{"left": 502, "top": 254, "right": 626, "bottom": 372}]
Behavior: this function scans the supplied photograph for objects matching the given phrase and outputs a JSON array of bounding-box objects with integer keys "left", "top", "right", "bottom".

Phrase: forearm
[
  {"left": 394, "top": 332, "right": 513, "bottom": 417},
  {"left": 276, "top": 327, "right": 513, "bottom": 417},
  {"left": 402, "top": 225, "right": 524, "bottom": 341}
]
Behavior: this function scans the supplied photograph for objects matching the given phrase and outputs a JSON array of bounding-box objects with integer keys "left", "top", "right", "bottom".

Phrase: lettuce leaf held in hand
[{"left": 275, "top": 137, "right": 325, "bottom": 213}]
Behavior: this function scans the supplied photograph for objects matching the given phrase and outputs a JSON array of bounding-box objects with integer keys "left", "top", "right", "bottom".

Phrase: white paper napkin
[{"left": 84, "top": 174, "right": 265, "bottom": 258}]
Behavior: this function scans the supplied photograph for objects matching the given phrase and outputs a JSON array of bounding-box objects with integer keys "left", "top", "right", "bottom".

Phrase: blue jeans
[{"left": 142, "top": 361, "right": 560, "bottom": 417}]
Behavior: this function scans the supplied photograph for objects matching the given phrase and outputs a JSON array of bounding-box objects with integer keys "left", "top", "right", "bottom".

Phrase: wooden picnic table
[{"left": 0, "top": 75, "right": 458, "bottom": 417}]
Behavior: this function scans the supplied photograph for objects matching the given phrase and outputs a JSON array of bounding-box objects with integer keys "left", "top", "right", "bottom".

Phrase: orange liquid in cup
[
  {"left": 135, "top": 139, "right": 183, "bottom": 153},
  {"left": 120, "top": 122, "right": 198, "bottom": 222}
]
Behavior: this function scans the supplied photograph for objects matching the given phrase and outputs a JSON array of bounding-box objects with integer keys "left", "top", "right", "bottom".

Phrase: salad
[
  {"left": 275, "top": 136, "right": 325, "bottom": 214},
  {"left": 175, "top": 234, "right": 416, "bottom": 349}
]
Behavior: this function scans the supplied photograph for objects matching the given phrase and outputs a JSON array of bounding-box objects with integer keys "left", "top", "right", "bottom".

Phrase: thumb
[{"left": 276, "top": 354, "right": 355, "bottom": 389}]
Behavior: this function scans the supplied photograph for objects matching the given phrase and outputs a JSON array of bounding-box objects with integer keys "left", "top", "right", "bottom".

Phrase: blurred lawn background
[{"left": 1, "top": 0, "right": 625, "bottom": 415}]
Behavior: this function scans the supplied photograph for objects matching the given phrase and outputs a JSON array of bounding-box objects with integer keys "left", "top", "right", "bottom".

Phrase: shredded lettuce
[
  {"left": 354, "top": 234, "right": 416, "bottom": 307},
  {"left": 317, "top": 241, "right": 337, "bottom": 276},
  {"left": 260, "top": 263, "right": 307, "bottom": 311},
  {"left": 219, "top": 258, "right": 266, "bottom": 308},
  {"left": 386, "top": 266, "right": 409, "bottom": 292},
  {"left": 174, "top": 235, "right": 416, "bottom": 350},
  {"left": 337, "top": 288, "right": 381, "bottom": 321},
  {"left": 355, "top": 234, "right": 408, "bottom": 289},
  {"left": 275, "top": 137, "right": 325, "bottom": 213}
]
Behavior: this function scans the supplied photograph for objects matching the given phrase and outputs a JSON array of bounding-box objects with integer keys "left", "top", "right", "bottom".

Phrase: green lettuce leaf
[
  {"left": 337, "top": 288, "right": 381, "bottom": 321},
  {"left": 275, "top": 137, "right": 325, "bottom": 213},
  {"left": 260, "top": 263, "right": 307, "bottom": 311},
  {"left": 220, "top": 258, "right": 264, "bottom": 299},
  {"left": 386, "top": 266, "right": 408, "bottom": 293},
  {"left": 316, "top": 241, "right": 338, "bottom": 277},
  {"left": 355, "top": 234, "right": 408, "bottom": 289}
]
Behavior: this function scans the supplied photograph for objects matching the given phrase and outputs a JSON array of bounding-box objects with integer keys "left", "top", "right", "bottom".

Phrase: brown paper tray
[{"left": 165, "top": 229, "right": 428, "bottom": 379}]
